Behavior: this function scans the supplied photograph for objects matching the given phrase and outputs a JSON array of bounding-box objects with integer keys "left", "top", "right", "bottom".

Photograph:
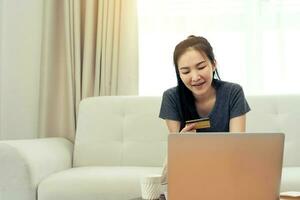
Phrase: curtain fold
[{"left": 39, "top": 0, "right": 138, "bottom": 141}]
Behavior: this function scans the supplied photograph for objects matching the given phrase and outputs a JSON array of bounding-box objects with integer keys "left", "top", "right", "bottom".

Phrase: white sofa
[{"left": 0, "top": 96, "right": 299, "bottom": 200}]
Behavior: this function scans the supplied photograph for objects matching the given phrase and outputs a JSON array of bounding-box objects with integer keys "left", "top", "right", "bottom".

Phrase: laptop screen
[{"left": 168, "top": 133, "right": 284, "bottom": 200}]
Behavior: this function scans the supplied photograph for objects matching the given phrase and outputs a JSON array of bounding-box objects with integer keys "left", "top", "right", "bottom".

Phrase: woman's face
[{"left": 177, "top": 48, "right": 215, "bottom": 98}]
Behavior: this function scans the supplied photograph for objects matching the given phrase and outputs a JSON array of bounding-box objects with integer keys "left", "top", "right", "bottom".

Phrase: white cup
[{"left": 140, "top": 174, "right": 162, "bottom": 200}]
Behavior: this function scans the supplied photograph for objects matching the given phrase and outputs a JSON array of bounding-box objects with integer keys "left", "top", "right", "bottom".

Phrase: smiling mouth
[{"left": 192, "top": 82, "right": 205, "bottom": 87}]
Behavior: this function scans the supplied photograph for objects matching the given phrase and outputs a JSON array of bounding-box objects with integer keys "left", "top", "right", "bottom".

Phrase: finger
[
  {"left": 182, "top": 123, "right": 196, "bottom": 132},
  {"left": 186, "top": 123, "right": 196, "bottom": 129}
]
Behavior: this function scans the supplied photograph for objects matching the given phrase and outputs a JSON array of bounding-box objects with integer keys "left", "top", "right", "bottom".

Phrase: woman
[
  {"left": 159, "top": 35, "right": 250, "bottom": 133},
  {"left": 159, "top": 35, "right": 251, "bottom": 185}
]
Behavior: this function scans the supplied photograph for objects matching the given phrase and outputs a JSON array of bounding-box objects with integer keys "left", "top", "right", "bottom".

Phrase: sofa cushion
[
  {"left": 38, "top": 166, "right": 162, "bottom": 200},
  {"left": 281, "top": 167, "right": 300, "bottom": 192},
  {"left": 246, "top": 95, "right": 300, "bottom": 166},
  {"left": 73, "top": 97, "right": 168, "bottom": 167}
]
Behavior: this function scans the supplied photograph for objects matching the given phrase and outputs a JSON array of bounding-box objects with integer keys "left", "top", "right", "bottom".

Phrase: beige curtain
[{"left": 39, "top": 0, "right": 138, "bottom": 141}]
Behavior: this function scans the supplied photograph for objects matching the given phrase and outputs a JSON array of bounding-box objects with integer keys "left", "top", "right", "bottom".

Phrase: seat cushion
[
  {"left": 38, "top": 166, "right": 162, "bottom": 200},
  {"left": 281, "top": 167, "right": 300, "bottom": 192}
]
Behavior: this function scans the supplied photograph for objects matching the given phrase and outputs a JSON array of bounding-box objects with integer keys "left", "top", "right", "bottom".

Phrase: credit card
[{"left": 185, "top": 117, "right": 211, "bottom": 129}]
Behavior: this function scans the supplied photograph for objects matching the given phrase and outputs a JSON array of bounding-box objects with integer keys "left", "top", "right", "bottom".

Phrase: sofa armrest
[{"left": 0, "top": 137, "right": 73, "bottom": 200}]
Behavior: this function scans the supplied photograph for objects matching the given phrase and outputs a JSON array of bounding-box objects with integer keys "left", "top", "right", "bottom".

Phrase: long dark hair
[{"left": 173, "top": 35, "right": 220, "bottom": 125}]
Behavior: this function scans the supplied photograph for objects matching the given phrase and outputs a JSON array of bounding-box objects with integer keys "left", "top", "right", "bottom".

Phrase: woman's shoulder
[
  {"left": 162, "top": 86, "right": 180, "bottom": 103},
  {"left": 214, "top": 79, "right": 243, "bottom": 92},
  {"left": 163, "top": 86, "right": 178, "bottom": 96}
]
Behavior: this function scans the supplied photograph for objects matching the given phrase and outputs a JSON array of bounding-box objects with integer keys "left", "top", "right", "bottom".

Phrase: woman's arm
[
  {"left": 165, "top": 120, "right": 180, "bottom": 133},
  {"left": 229, "top": 114, "right": 246, "bottom": 132},
  {"left": 165, "top": 119, "right": 196, "bottom": 133},
  {"left": 166, "top": 115, "right": 246, "bottom": 133}
]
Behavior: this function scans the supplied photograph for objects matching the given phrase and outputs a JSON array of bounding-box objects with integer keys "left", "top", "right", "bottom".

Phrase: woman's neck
[
  {"left": 194, "top": 85, "right": 217, "bottom": 117},
  {"left": 194, "top": 85, "right": 216, "bottom": 103}
]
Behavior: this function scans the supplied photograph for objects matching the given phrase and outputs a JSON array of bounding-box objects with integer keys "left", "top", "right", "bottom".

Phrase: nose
[{"left": 191, "top": 70, "right": 201, "bottom": 82}]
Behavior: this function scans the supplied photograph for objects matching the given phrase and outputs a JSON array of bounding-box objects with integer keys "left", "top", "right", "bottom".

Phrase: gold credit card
[{"left": 186, "top": 117, "right": 211, "bottom": 129}]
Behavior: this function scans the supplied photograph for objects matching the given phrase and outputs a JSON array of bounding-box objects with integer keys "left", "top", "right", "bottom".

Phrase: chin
[
  {"left": 189, "top": 82, "right": 213, "bottom": 97},
  {"left": 192, "top": 90, "right": 206, "bottom": 97},
  {"left": 190, "top": 87, "right": 208, "bottom": 97}
]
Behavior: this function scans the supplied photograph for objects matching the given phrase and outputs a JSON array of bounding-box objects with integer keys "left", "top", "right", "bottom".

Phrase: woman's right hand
[{"left": 180, "top": 123, "right": 197, "bottom": 133}]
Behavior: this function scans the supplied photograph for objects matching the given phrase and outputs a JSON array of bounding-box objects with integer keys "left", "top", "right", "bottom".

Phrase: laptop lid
[{"left": 168, "top": 133, "right": 284, "bottom": 200}]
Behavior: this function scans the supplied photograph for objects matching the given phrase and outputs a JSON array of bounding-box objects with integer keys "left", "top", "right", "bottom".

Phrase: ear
[
  {"left": 212, "top": 62, "right": 217, "bottom": 72},
  {"left": 212, "top": 65, "right": 217, "bottom": 72}
]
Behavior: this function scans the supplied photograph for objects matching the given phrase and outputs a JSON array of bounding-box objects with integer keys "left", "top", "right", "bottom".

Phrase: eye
[
  {"left": 181, "top": 70, "right": 190, "bottom": 75},
  {"left": 198, "top": 65, "right": 207, "bottom": 70}
]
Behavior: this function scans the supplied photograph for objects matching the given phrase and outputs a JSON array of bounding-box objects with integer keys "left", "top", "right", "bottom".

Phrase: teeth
[{"left": 193, "top": 82, "right": 204, "bottom": 86}]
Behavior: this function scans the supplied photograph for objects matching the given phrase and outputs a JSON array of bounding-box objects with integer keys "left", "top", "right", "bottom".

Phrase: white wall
[
  {"left": 0, "top": 0, "right": 3, "bottom": 139},
  {"left": 0, "top": 0, "right": 43, "bottom": 139}
]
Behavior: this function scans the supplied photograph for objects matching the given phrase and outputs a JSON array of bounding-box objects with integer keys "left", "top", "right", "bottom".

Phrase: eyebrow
[{"left": 179, "top": 61, "right": 206, "bottom": 70}]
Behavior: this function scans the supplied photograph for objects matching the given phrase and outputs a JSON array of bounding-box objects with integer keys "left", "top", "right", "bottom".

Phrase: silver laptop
[{"left": 168, "top": 133, "right": 284, "bottom": 200}]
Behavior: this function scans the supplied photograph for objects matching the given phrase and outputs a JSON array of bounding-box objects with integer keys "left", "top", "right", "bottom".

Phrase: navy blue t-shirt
[{"left": 159, "top": 79, "right": 251, "bottom": 132}]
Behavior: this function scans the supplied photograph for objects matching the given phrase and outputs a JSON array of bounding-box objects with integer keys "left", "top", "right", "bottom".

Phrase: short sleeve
[
  {"left": 159, "top": 89, "right": 181, "bottom": 121},
  {"left": 229, "top": 84, "right": 251, "bottom": 119}
]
